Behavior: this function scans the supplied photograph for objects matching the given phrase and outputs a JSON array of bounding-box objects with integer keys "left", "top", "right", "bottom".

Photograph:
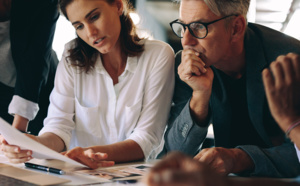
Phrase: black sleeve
[{"left": 10, "top": 0, "right": 59, "bottom": 103}]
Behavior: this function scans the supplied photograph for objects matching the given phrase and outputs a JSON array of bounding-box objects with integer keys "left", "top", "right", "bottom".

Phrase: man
[
  {"left": 147, "top": 53, "right": 300, "bottom": 185},
  {"left": 0, "top": 0, "right": 59, "bottom": 135},
  {"left": 162, "top": 0, "right": 300, "bottom": 177}
]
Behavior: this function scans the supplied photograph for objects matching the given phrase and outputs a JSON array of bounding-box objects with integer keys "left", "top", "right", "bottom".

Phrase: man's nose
[{"left": 181, "top": 28, "right": 198, "bottom": 47}]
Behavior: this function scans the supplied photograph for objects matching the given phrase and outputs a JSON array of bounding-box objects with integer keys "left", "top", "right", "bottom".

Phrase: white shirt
[
  {"left": 0, "top": 20, "right": 38, "bottom": 120},
  {"left": 39, "top": 39, "right": 175, "bottom": 160}
]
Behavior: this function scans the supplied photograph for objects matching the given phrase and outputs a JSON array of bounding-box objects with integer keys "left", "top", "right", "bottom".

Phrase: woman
[{"left": 1, "top": 0, "right": 174, "bottom": 169}]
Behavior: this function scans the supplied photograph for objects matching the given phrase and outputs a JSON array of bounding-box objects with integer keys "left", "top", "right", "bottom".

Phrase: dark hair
[{"left": 59, "top": 0, "right": 144, "bottom": 73}]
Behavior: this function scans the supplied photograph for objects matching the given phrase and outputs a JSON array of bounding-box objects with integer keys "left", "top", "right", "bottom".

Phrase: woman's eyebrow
[{"left": 72, "top": 8, "right": 99, "bottom": 25}]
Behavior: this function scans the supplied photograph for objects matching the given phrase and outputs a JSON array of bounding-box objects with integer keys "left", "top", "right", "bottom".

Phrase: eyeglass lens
[{"left": 172, "top": 22, "right": 207, "bottom": 38}]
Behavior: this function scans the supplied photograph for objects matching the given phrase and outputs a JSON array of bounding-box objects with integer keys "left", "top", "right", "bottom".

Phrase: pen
[{"left": 24, "top": 162, "right": 66, "bottom": 175}]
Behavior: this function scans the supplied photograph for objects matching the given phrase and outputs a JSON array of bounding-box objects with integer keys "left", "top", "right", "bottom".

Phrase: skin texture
[
  {"left": 0, "top": 0, "right": 144, "bottom": 169},
  {"left": 178, "top": 0, "right": 253, "bottom": 175},
  {"left": 262, "top": 53, "right": 300, "bottom": 149}
]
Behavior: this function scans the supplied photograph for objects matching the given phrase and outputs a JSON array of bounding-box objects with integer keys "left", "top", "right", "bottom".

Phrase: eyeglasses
[{"left": 170, "top": 15, "right": 238, "bottom": 39}]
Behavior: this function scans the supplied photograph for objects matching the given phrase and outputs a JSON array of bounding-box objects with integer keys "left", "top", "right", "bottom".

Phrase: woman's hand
[
  {"left": 0, "top": 134, "right": 36, "bottom": 163},
  {"left": 62, "top": 147, "right": 115, "bottom": 169}
]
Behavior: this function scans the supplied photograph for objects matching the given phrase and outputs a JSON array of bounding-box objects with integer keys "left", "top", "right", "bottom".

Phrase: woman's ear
[
  {"left": 115, "top": 0, "right": 124, "bottom": 16},
  {"left": 230, "top": 15, "right": 246, "bottom": 42}
]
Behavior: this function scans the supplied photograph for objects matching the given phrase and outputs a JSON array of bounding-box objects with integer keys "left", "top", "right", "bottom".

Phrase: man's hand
[
  {"left": 145, "top": 152, "right": 228, "bottom": 186},
  {"left": 62, "top": 147, "right": 115, "bottom": 169},
  {"left": 179, "top": 49, "right": 214, "bottom": 93},
  {"left": 194, "top": 147, "right": 254, "bottom": 175},
  {"left": 262, "top": 53, "right": 300, "bottom": 132},
  {"left": 179, "top": 49, "right": 214, "bottom": 124}
]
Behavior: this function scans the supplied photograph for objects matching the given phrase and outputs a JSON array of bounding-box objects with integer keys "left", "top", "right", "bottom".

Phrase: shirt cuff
[{"left": 8, "top": 95, "right": 39, "bottom": 120}]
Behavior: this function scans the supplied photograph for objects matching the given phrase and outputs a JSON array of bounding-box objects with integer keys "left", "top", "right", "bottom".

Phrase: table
[{"left": 0, "top": 152, "right": 148, "bottom": 186}]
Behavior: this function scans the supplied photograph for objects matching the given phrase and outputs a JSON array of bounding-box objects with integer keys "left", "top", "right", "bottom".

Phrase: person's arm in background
[
  {"left": 145, "top": 152, "right": 299, "bottom": 186},
  {"left": 262, "top": 53, "right": 300, "bottom": 151},
  {"left": 9, "top": 0, "right": 59, "bottom": 132}
]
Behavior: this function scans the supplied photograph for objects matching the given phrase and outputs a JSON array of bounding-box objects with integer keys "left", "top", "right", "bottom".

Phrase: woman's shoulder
[
  {"left": 143, "top": 39, "right": 172, "bottom": 49},
  {"left": 64, "top": 39, "right": 77, "bottom": 51},
  {"left": 142, "top": 39, "right": 174, "bottom": 55}
]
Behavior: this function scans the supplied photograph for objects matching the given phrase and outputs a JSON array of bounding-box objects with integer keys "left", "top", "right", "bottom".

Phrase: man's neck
[{"left": 214, "top": 43, "right": 246, "bottom": 79}]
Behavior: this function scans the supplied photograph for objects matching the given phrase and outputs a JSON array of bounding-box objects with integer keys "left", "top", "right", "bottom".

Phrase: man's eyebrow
[
  {"left": 72, "top": 8, "right": 98, "bottom": 25},
  {"left": 178, "top": 18, "right": 210, "bottom": 24}
]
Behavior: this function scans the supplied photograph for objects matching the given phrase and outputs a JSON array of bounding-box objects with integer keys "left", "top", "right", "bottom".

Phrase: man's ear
[{"left": 230, "top": 15, "right": 246, "bottom": 42}]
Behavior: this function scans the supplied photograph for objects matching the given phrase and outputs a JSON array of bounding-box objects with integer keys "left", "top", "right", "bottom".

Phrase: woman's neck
[{"left": 101, "top": 47, "right": 127, "bottom": 85}]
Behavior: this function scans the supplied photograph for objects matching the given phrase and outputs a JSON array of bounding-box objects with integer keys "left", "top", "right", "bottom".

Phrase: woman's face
[{"left": 66, "top": 0, "right": 123, "bottom": 54}]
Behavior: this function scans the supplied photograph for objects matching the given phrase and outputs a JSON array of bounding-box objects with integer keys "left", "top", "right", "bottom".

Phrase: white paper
[{"left": 0, "top": 118, "right": 85, "bottom": 167}]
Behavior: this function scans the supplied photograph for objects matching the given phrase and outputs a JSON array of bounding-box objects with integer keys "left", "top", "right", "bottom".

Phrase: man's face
[{"left": 179, "top": 0, "right": 232, "bottom": 67}]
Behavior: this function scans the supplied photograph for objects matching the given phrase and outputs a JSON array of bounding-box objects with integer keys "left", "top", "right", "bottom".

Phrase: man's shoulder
[{"left": 247, "top": 23, "right": 300, "bottom": 60}]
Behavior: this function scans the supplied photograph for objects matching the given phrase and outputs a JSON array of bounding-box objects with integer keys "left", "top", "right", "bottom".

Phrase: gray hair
[{"left": 176, "top": 0, "right": 250, "bottom": 18}]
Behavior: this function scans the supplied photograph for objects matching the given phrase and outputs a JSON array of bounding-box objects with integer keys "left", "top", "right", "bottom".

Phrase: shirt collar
[{"left": 94, "top": 53, "right": 138, "bottom": 74}]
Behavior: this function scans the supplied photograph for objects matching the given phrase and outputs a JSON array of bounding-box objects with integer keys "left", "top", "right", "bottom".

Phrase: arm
[
  {"left": 12, "top": 115, "right": 29, "bottom": 132},
  {"left": 236, "top": 53, "right": 300, "bottom": 178},
  {"left": 237, "top": 143, "right": 300, "bottom": 177},
  {"left": 124, "top": 42, "right": 175, "bottom": 160},
  {"left": 162, "top": 51, "right": 212, "bottom": 156},
  {"left": 9, "top": 0, "right": 59, "bottom": 131}
]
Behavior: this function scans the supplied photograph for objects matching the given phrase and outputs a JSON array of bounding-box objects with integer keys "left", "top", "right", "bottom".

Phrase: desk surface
[
  {"left": 1, "top": 152, "right": 299, "bottom": 186},
  {"left": 0, "top": 152, "right": 147, "bottom": 186}
]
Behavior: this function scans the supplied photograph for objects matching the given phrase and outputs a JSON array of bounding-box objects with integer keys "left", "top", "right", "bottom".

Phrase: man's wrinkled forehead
[{"left": 179, "top": 0, "right": 215, "bottom": 23}]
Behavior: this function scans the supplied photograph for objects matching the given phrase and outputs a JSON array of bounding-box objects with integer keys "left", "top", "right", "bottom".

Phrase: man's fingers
[
  {"left": 262, "top": 68, "right": 275, "bottom": 98},
  {"left": 180, "top": 49, "right": 206, "bottom": 76},
  {"left": 270, "top": 61, "right": 284, "bottom": 88},
  {"left": 287, "top": 53, "right": 300, "bottom": 79},
  {"left": 194, "top": 149, "right": 214, "bottom": 165},
  {"left": 277, "top": 56, "right": 295, "bottom": 84}
]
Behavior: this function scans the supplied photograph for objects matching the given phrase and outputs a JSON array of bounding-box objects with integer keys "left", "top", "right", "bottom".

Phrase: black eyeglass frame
[{"left": 169, "top": 14, "right": 239, "bottom": 39}]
